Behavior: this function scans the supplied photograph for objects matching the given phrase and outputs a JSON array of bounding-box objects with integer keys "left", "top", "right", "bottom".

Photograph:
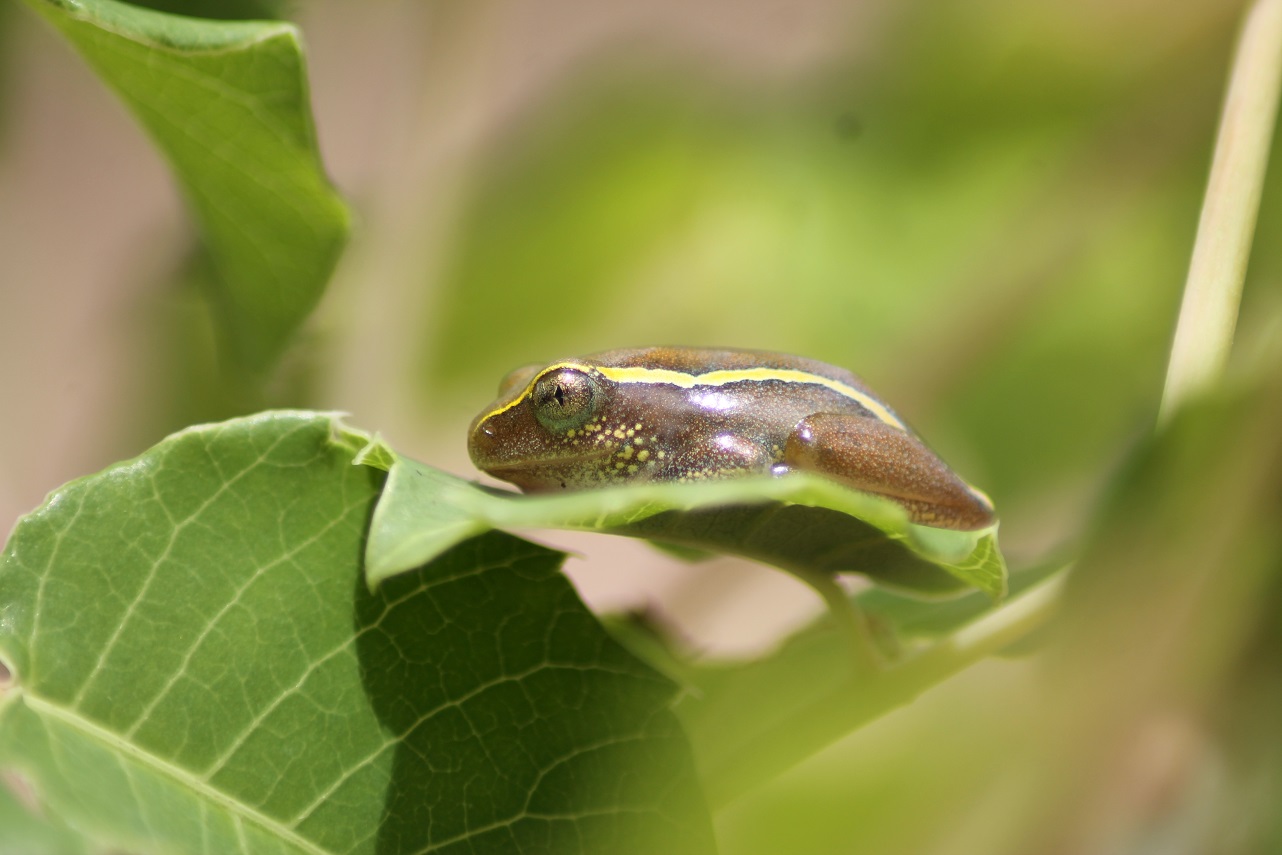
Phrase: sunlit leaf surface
[
  {"left": 0, "top": 413, "right": 715, "bottom": 855},
  {"left": 363, "top": 451, "right": 1007, "bottom": 598}
]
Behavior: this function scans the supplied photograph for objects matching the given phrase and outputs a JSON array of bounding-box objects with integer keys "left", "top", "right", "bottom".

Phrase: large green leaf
[
  {"left": 0, "top": 412, "right": 715, "bottom": 854},
  {"left": 361, "top": 451, "right": 1007, "bottom": 598},
  {"left": 0, "top": 783, "right": 88, "bottom": 855},
  {"left": 26, "top": 0, "right": 350, "bottom": 370}
]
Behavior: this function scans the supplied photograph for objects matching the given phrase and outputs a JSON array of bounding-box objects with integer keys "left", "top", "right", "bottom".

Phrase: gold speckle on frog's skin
[{"left": 468, "top": 347, "right": 996, "bottom": 531}]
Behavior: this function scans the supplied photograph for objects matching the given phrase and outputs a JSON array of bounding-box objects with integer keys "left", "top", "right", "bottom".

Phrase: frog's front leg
[
  {"left": 669, "top": 431, "right": 774, "bottom": 482},
  {"left": 781, "top": 413, "right": 995, "bottom": 531}
]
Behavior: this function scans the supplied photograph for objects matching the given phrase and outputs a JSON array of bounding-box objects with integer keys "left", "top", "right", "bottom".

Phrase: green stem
[
  {"left": 1159, "top": 0, "right": 1282, "bottom": 423},
  {"left": 705, "top": 573, "right": 1065, "bottom": 808},
  {"left": 783, "top": 566, "right": 884, "bottom": 675}
]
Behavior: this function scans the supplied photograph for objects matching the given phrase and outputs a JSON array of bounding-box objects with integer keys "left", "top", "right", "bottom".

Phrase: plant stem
[
  {"left": 1160, "top": 0, "right": 1282, "bottom": 423},
  {"left": 784, "top": 566, "right": 884, "bottom": 675},
  {"left": 706, "top": 573, "right": 1065, "bottom": 808}
]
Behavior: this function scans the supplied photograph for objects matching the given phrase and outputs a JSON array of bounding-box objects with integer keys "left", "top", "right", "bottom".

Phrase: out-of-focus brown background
[{"left": 3, "top": 0, "right": 1280, "bottom": 851}]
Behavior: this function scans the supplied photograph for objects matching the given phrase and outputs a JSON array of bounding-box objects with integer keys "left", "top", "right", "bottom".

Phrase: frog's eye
[
  {"left": 532, "top": 368, "right": 598, "bottom": 432},
  {"left": 498, "top": 364, "right": 541, "bottom": 398}
]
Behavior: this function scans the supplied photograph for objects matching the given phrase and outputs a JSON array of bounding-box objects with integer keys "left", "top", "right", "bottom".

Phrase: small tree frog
[{"left": 469, "top": 347, "right": 995, "bottom": 530}]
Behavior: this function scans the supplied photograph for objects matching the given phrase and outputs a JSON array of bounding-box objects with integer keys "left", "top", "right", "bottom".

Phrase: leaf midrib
[{"left": 21, "top": 690, "right": 336, "bottom": 855}]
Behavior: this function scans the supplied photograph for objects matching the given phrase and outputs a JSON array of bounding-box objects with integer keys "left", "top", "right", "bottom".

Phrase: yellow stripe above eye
[
  {"left": 481, "top": 361, "right": 906, "bottom": 430},
  {"left": 479, "top": 361, "right": 594, "bottom": 423}
]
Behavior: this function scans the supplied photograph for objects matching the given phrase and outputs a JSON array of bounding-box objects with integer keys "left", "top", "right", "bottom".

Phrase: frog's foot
[{"left": 783, "top": 413, "right": 995, "bottom": 531}]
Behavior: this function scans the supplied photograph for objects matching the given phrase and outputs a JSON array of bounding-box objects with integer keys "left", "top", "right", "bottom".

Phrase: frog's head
[{"left": 468, "top": 361, "right": 615, "bottom": 491}]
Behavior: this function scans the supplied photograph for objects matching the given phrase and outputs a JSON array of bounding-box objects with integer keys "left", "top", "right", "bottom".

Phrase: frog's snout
[{"left": 467, "top": 417, "right": 499, "bottom": 468}]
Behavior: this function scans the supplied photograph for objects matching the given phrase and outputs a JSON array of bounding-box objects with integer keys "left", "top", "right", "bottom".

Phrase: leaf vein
[
  {"left": 68, "top": 426, "right": 308, "bottom": 711},
  {"left": 25, "top": 693, "right": 333, "bottom": 855}
]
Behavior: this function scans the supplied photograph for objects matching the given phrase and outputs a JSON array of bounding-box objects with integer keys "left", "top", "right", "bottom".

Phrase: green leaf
[
  {"left": 0, "top": 412, "right": 715, "bottom": 854},
  {"left": 855, "top": 558, "right": 1065, "bottom": 641},
  {"left": 126, "top": 0, "right": 286, "bottom": 20},
  {"left": 0, "top": 781, "right": 89, "bottom": 855},
  {"left": 26, "top": 0, "right": 350, "bottom": 371},
  {"left": 363, "top": 452, "right": 1007, "bottom": 598}
]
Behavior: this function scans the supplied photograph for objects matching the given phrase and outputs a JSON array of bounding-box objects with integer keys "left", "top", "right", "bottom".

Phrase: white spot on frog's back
[
  {"left": 713, "top": 432, "right": 764, "bottom": 466},
  {"left": 714, "top": 434, "right": 743, "bottom": 452},
  {"left": 691, "top": 391, "right": 738, "bottom": 413}
]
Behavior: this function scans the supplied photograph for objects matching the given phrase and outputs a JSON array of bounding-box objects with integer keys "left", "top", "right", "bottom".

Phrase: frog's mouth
[
  {"left": 477, "top": 448, "right": 615, "bottom": 493},
  {"left": 468, "top": 411, "right": 613, "bottom": 486},
  {"left": 479, "top": 448, "right": 610, "bottom": 473}
]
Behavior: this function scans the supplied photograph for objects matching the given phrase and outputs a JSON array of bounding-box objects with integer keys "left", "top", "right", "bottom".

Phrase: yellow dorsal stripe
[
  {"left": 599, "top": 365, "right": 905, "bottom": 429},
  {"left": 482, "top": 361, "right": 906, "bottom": 430}
]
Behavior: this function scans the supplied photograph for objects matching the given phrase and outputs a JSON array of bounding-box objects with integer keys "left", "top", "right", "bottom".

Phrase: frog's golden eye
[
  {"left": 498, "top": 364, "right": 541, "bottom": 398},
  {"left": 533, "top": 368, "right": 598, "bottom": 432}
]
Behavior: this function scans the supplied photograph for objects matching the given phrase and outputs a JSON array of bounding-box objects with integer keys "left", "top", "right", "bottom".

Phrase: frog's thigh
[{"left": 784, "top": 413, "right": 995, "bottom": 530}]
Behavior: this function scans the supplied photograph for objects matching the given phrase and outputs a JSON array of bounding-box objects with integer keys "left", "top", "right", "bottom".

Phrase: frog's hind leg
[{"left": 783, "top": 413, "right": 995, "bottom": 531}]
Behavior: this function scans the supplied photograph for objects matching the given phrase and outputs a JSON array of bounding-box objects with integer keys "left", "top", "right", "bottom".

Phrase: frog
[{"left": 468, "top": 347, "right": 995, "bottom": 531}]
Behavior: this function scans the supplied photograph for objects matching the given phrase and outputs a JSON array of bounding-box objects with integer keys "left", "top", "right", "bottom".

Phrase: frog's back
[
  {"left": 580, "top": 347, "right": 897, "bottom": 425},
  {"left": 584, "top": 347, "right": 868, "bottom": 388}
]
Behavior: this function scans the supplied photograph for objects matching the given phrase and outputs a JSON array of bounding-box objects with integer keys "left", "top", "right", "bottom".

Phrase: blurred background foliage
[{"left": 2, "top": 0, "right": 1280, "bottom": 852}]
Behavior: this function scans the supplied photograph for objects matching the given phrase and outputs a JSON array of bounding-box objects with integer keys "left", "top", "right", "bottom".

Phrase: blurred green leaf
[
  {"left": 972, "top": 359, "right": 1282, "bottom": 853},
  {"left": 0, "top": 783, "right": 88, "bottom": 855},
  {"left": 0, "top": 4, "right": 12, "bottom": 141},
  {"left": 125, "top": 0, "right": 286, "bottom": 20},
  {"left": 0, "top": 412, "right": 715, "bottom": 854},
  {"left": 1214, "top": 569, "right": 1282, "bottom": 855},
  {"left": 363, "top": 451, "right": 1007, "bottom": 598},
  {"left": 423, "top": 83, "right": 721, "bottom": 392},
  {"left": 421, "top": 72, "right": 1076, "bottom": 399},
  {"left": 670, "top": 570, "right": 1060, "bottom": 810},
  {"left": 26, "top": 0, "right": 350, "bottom": 371}
]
